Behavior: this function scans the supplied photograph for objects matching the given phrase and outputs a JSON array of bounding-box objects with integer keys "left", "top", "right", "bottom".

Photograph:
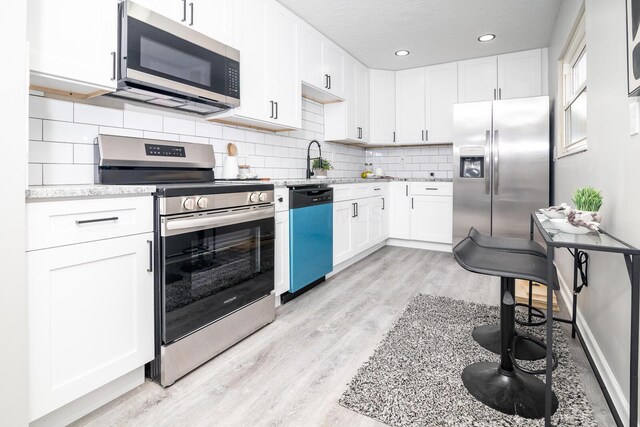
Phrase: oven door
[
  {"left": 120, "top": 1, "right": 240, "bottom": 105},
  {"left": 160, "top": 205, "right": 274, "bottom": 344}
]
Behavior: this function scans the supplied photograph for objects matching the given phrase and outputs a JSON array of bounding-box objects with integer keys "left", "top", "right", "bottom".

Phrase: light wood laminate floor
[{"left": 74, "top": 246, "right": 614, "bottom": 426}]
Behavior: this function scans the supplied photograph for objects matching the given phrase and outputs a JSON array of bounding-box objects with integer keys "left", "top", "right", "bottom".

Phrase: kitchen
[{"left": 2, "top": 0, "right": 640, "bottom": 426}]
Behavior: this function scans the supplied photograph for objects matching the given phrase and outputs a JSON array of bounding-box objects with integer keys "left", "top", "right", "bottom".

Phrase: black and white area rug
[{"left": 339, "top": 294, "right": 598, "bottom": 426}]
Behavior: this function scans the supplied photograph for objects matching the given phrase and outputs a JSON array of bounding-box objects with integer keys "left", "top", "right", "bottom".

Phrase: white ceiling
[{"left": 278, "top": 0, "right": 562, "bottom": 70}]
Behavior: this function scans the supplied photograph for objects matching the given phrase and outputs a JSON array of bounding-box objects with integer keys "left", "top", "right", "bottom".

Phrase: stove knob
[
  {"left": 259, "top": 192, "right": 267, "bottom": 202},
  {"left": 197, "top": 197, "right": 208, "bottom": 209},
  {"left": 183, "top": 197, "right": 196, "bottom": 210},
  {"left": 249, "top": 193, "right": 259, "bottom": 203}
]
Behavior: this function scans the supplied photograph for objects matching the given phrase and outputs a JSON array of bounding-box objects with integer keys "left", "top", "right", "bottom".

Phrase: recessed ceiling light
[
  {"left": 395, "top": 50, "right": 410, "bottom": 56},
  {"left": 478, "top": 34, "right": 496, "bottom": 42}
]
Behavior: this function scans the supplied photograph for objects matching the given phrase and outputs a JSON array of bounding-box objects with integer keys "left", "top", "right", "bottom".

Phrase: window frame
[{"left": 557, "top": 12, "right": 587, "bottom": 158}]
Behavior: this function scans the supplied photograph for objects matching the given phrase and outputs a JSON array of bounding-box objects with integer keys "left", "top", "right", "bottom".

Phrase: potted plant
[
  {"left": 565, "top": 187, "right": 603, "bottom": 232},
  {"left": 312, "top": 158, "right": 332, "bottom": 178}
]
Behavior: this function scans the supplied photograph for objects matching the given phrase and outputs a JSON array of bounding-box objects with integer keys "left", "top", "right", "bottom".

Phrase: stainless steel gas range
[{"left": 98, "top": 134, "right": 275, "bottom": 386}]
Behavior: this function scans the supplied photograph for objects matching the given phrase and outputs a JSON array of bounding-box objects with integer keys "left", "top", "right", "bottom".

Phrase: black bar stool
[
  {"left": 453, "top": 237, "right": 559, "bottom": 419},
  {"left": 467, "top": 227, "right": 548, "bottom": 361}
]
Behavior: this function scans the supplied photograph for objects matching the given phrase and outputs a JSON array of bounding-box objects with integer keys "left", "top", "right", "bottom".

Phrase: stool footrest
[
  {"left": 509, "top": 335, "right": 558, "bottom": 375},
  {"left": 515, "top": 303, "right": 547, "bottom": 327}
]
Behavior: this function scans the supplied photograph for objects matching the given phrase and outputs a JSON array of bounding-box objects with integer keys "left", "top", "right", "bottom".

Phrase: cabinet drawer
[
  {"left": 27, "top": 196, "right": 153, "bottom": 251},
  {"left": 332, "top": 183, "right": 378, "bottom": 202},
  {"left": 410, "top": 182, "right": 452, "bottom": 196},
  {"left": 274, "top": 187, "right": 289, "bottom": 212}
]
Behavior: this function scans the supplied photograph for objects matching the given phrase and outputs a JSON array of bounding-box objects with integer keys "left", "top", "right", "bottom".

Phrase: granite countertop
[
  {"left": 25, "top": 185, "right": 157, "bottom": 200},
  {"left": 267, "top": 177, "right": 452, "bottom": 187}
]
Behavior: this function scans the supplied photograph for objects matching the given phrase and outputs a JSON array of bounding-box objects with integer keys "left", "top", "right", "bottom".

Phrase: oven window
[
  {"left": 126, "top": 16, "right": 232, "bottom": 98},
  {"left": 162, "top": 218, "right": 274, "bottom": 344}
]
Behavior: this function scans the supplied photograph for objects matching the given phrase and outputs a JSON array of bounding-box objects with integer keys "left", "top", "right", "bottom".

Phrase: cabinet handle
[
  {"left": 425, "top": 187, "right": 438, "bottom": 190},
  {"left": 111, "top": 51, "right": 116, "bottom": 81},
  {"left": 328, "top": 75, "right": 332, "bottom": 90},
  {"left": 405, "top": 185, "right": 408, "bottom": 196},
  {"left": 411, "top": 197, "right": 414, "bottom": 209},
  {"left": 393, "top": 131, "right": 396, "bottom": 143},
  {"left": 182, "top": 0, "right": 187, "bottom": 22},
  {"left": 325, "top": 74, "right": 329, "bottom": 89},
  {"left": 189, "top": 2, "right": 194, "bottom": 26},
  {"left": 352, "top": 203, "right": 357, "bottom": 218},
  {"left": 425, "top": 130, "right": 428, "bottom": 142},
  {"left": 493, "top": 88, "right": 497, "bottom": 100},
  {"left": 270, "top": 100, "right": 274, "bottom": 118},
  {"left": 374, "top": 187, "right": 381, "bottom": 191},
  {"left": 274, "top": 101, "right": 278, "bottom": 120},
  {"left": 278, "top": 196, "right": 284, "bottom": 202},
  {"left": 422, "top": 130, "right": 424, "bottom": 141},
  {"left": 355, "top": 202, "right": 358, "bottom": 217},
  {"left": 75, "top": 216, "right": 119, "bottom": 225},
  {"left": 147, "top": 240, "right": 153, "bottom": 273},
  {"left": 498, "top": 88, "right": 502, "bottom": 99},
  {"left": 382, "top": 197, "right": 385, "bottom": 210}
]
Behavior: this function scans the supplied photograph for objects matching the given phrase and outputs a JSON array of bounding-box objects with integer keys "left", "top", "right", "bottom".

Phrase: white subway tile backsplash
[
  {"left": 74, "top": 103, "right": 123, "bottom": 127},
  {"left": 255, "top": 144, "right": 273, "bottom": 156},
  {"left": 29, "top": 118, "right": 42, "bottom": 140},
  {"left": 43, "top": 121, "right": 98, "bottom": 144},
  {"left": 73, "top": 144, "right": 97, "bottom": 164},
  {"left": 43, "top": 164, "right": 95, "bottom": 185},
  {"left": 29, "top": 164, "right": 43, "bottom": 186},
  {"left": 124, "top": 110, "right": 163, "bottom": 131},
  {"left": 245, "top": 130, "right": 265, "bottom": 144},
  {"left": 195, "top": 121, "right": 223, "bottom": 139},
  {"left": 222, "top": 126, "right": 245, "bottom": 142},
  {"left": 264, "top": 157, "right": 282, "bottom": 168},
  {"left": 143, "top": 131, "right": 178, "bottom": 141},
  {"left": 29, "top": 96, "right": 73, "bottom": 121},
  {"left": 180, "top": 135, "right": 209, "bottom": 144},
  {"left": 164, "top": 116, "right": 195, "bottom": 135},
  {"left": 99, "top": 126, "right": 143, "bottom": 138},
  {"left": 29, "top": 141, "right": 74, "bottom": 164}
]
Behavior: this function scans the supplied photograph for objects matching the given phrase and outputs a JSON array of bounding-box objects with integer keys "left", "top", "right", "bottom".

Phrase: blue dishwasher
[{"left": 289, "top": 185, "right": 333, "bottom": 294}]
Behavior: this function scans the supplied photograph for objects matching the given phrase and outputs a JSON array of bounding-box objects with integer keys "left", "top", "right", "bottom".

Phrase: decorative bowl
[
  {"left": 540, "top": 208, "right": 566, "bottom": 219},
  {"left": 550, "top": 218, "right": 592, "bottom": 235}
]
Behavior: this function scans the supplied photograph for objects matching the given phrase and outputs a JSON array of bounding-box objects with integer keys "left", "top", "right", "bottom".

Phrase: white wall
[
  {"left": 0, "top": 1, "right": 28, "bottom": 425},
  {"left": 549, "top": 0, "right": 640, "bottom": 423},
  {"left": 27, "top": 96, "right": 366, "bottom": 185}
]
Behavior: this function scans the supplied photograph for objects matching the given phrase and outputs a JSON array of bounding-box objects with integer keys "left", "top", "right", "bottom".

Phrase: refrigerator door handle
[
  {"left": 485, "top": 130, "right": 491, "bottom": 195},
  {"left": 493, "top": 129, "right": 500, "bottom": 195}
]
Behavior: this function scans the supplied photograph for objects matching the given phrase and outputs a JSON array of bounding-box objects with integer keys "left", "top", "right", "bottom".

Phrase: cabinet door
[
  {"left": 369, "top": 70, "right": 396, "bottom": 145},
  {"left": 497, "top": 49, "right": 542, "bottom": 100},
  {"left": 352, "top": 199, "right": 371, "bottom": 253},
  {"left": 369, "top": 197, "right": 384, "bottom": 244},
  {"left": 343, "top": 57, "right": 358, "bottom": 140},
  {"left": 323, "top": 42, "right": 344, "bottom": 97},
  {"left": 389, "top": 182, "right": 411, "bottom": 239},
  {"left": 28, "top": 234, "right": 154, "bottom": 421},
  {"left": 333, "top": 200, "right": 354, "bottom": 266},
  {"left": 193, "top": 0, "right": 235, "bottom": 46},
  {"left": 410, "top": 195, "right": 453, "bottom": 243},
  {"left": 355, "top": 62, "right": 370, "bottom": 142},
  {"left": 457, "top": 56, "right": 497, "bottom": 102},
  {"left": 269, "top": 1, "right": 301, "bottom": 128},
  {"left": 425, "top": 62, "right": 457, "bottom": 144},
  {"left": 301, "top": 24, "right": 324, "bottom": 89},
  {"left": 395, "top": 68, "right": 426, "bottom": 144},
  {"left": 27, "top": 0, "right": 118, "bottom": 93},
  {"left": 275, "top": 211, "right": 290, "bottom": 296},
  {"left": 234, "top": 0, "right": 271, "bottom": 122}
]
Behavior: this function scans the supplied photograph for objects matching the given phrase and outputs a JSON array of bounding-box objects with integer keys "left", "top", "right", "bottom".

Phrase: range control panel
[{"left": 145, "top": 144, "right": 186, "bottom": 157}]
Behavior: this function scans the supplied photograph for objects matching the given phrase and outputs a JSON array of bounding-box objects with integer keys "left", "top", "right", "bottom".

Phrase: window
[{"left": 559, "top": 13, "right": 587, "bottom": 156}]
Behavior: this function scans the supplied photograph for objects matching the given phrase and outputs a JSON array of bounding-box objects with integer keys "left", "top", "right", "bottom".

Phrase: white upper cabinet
[
  {"left": 395, "top": 68, "right": 426, "bottom": 144},
  {"left": 458, "top": 49, "right": 542, "bottom": 102},
  {"left": 27, "top": 0, "right": 118, "bottom": 97},
  {"left": 424, "top": 62, "right": 458, "bottom": 143},
  {"left": 209, "top": 0, "right": 301, "bottom": 130},
  {"left": 395, "top": 63, "right": 458, "bottom": 145},
  {"left": 324, "top": 57, "right": 369, "bottom": 143},
  {"left": 497, "top": 49, "right": 542, "bottom": 100},
  {"left": 300, "top": 23, "right": 344, "bottom": 101},
  {"left": 369, "top": 69, "right": 396, "bottom": 145},
  {"left": 134, "top": 0, "right": 235, "bottom": 47}
]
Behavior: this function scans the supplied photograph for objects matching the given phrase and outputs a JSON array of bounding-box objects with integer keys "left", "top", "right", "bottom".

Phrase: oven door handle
[{"left": 163, "top": 205, "right": 274, "bottom": 236}]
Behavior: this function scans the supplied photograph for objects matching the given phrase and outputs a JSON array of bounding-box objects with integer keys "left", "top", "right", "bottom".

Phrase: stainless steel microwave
[{"left": 112, "top": 1, "right": 240, "bottom": 115}]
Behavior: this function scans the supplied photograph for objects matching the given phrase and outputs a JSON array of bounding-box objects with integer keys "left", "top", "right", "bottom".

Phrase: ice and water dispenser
[{"left": 459, "top": 146, "right": 485, "bottom": 178}]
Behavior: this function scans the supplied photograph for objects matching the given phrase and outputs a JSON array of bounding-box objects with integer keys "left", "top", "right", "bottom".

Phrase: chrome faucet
[{"left": 306, "top": 139, "right": 322, "bottom": 179}]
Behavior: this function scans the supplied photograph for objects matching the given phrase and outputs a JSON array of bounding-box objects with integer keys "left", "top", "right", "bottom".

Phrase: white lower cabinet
[
  {"left": 410, "top": 195, "right": 453, "bottom": 243},
  {"left": 389, "top": 182, "right": 411, "bottom": 239},
  {"left": 352, "top": 198, "right": 371, "bottom": 253},
  {"left": 28, "top": 233, "right": 154, "bottom": 421},
  {"left": 333, "top": 200, "right": 355, "bottom": 265},
  {"left": 274, "top": 211, "right": 290, "bottom": 297}
]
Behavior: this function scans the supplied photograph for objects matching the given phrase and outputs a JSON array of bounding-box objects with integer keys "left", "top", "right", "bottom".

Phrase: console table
[{"left": 530, "top": 211, "right": 640, "bottom": 427}]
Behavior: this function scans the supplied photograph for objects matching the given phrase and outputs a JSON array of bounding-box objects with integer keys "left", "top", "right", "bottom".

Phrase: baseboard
[
  {"left": 328, "top": 241, "right": 387, "bottom": 278},
  {"left": 556, "top": 269, "right": 628, "bottom": 426},
  {"left": 29, "top": 367, "right": 144, "bottom": 427},
  {"left": 386, "top": 238, "right": 452, "bottom": 253}
]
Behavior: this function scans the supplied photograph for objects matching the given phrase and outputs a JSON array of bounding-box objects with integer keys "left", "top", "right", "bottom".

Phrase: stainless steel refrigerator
[{"left": 453, "top": 96, "right": 550, "bottom": 246}]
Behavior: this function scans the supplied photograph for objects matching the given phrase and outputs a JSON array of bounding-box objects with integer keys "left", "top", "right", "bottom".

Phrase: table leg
[
  {"left": 545, "top": 246, "right": 555, "bottom": 426},
  {"left": 630, "top": 255, "right": 639, "bottom": 427},
  {"left": 572, "top": 251, "right": 578, "bottom": 339},
  {"left": 530, "top": 216, "right": 535, "bottom": 324}
]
